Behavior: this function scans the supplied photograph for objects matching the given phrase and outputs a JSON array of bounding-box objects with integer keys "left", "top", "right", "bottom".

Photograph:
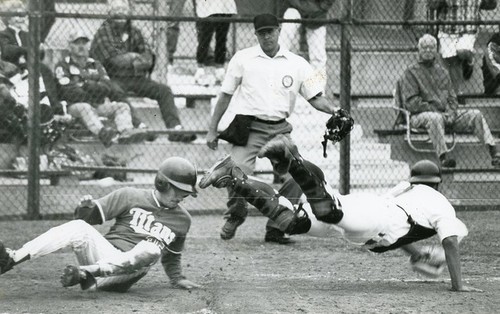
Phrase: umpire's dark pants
[{"left": 227, "top": 119, "right": 293, "bottom": 231}]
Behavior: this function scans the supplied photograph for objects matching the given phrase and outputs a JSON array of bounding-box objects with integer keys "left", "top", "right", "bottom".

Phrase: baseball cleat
[
  {"left": 0, "top": 241, "right": 15, "bottom": 274},
  {"left": 60, "top": 265, "right": 96, "bottom": 290},
  {"left": 220, "top": 216, "right": 245, "bottom": 240},
  {"left": 258, "top": 135, "right": 300, "bottom": 175},
  {"left": 199, "top": 155, "right": 236, "bottom": 189},
  {"left": 264, "top": 228, "right": 294, "bottom": 245}
]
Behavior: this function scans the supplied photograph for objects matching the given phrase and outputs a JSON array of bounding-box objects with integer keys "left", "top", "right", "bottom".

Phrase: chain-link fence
[{"left": 0, "top": 0, "right": 499, "bottom": 219}]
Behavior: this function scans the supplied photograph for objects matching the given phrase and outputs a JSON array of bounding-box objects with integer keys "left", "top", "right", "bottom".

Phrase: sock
[{"left": 11, "top": 247, "right": 31, "bottom": 264}]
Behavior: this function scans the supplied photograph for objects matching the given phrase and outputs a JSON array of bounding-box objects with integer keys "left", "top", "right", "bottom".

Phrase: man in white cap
[{"left": 54, "top": 30, "right": 148, "bottom": 147}]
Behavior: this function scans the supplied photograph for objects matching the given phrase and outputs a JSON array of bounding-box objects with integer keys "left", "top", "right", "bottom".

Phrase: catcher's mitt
[
  {"left": 410, "top": 245, "right": 446, "bottom": 278},
  {"left": 321, "top": 108, "right": 354, "bottom": 157}
]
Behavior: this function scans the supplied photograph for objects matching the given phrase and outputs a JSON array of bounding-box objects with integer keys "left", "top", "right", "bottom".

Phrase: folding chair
[{"left": 391, "top": 79, "right": 456, "bottom": 153}]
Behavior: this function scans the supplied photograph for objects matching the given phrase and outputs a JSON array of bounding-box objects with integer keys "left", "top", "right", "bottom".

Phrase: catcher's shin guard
[
  {"left": 232, "top": 176, "right": 295, "bottom": 232},
  {"left": 288, "top": 159, "right": 343, "bottom": 224}
]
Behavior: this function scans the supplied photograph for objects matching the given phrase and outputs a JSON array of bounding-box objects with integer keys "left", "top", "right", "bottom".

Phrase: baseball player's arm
[
  {"left": 307, "top": 94, "right": 337, "bottom": 114},
  {"left": 206, "top": 92, "right": 233, "bottom": 150},
  {"left": 442, "top": 236, "right": 482, "bottom": 292},
  {"left": 161, "top": 251, "right": 201, "bottom": 290},
  {"left": 73, "top": 195, "right": 104, "bottom": 225}
]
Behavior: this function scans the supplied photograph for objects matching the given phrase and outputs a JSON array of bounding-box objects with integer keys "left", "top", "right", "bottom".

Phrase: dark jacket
[
  {"left": 282, "top": 0, "right": 335, "bottom": 28},
  {"left": 55, "top": 56, "right": 127, "bottom": 106}
]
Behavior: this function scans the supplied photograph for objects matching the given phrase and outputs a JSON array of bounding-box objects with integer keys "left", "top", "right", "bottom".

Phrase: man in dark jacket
[
  {"left": 0, "top": 0, "right": 61, "bottom": 114},
  {"left": 89, "top": 1, "right": 196, "bottom": 142}
]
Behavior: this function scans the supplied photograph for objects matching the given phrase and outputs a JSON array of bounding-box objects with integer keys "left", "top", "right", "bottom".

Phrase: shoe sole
[
  {"left": 264, "top": 238, "right": 295, "bottom": 245},
  {"left": 199, "top": 155, "right": 232, "bottom": 189}
]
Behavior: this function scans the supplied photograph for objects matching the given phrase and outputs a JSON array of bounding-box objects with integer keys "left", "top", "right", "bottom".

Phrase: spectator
[
  {"left": 205, "top": 14, "right": 337, "bottom": 244},
  {"left": 89, "top": 0, "right": 196, "bottom": 143},
  {"left": 0, "top": 157, "right": 200, "bottom": 292},
  {"left": 55, "top": 30, "right": 148, "bottom": 148},
  {"left": 166, "top": 0, "right": 188, "bottom": 66},
  {"left": 193, "top": 0, "right": 237, "bottom": 85},
  {"left": 279, "top": 0, "right": 334, "bottom": 90},
  {"left": 0, "top": 0, "right": 61, "bottom": 115},
  {"left": 481, "top": 32, "right": 500, "bottom": 95},
  {"left": 427, "top": 0, "right": 485, "bottom": 95},
  {"left": 400, "top": 34, "right": 499, "bottom": 168}
]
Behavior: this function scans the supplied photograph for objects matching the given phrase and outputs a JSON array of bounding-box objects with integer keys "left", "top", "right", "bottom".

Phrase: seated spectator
[
  {"left": 0, "top": 0, "right": 60, "bottom": 113},
  {"left": 89, "top": 0, "right": 196, "bottom": 143},
  {"left": 481, "top": 32, "right": 500, "bottom": 95},
  {"left": 193, "top": 0, "right": 237, "bottom": 85},
  {"left": 55, "top": 30, "right": 148, "bottom": 148},
  {"left": 0, "top": 58, "right": 70, "bottom": 148},
  {"left": 400, "top": 34, "right": 499, "bottom": 168}
]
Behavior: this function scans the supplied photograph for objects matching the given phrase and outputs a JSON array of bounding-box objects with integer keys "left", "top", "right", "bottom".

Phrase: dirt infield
[{"left": 0, "top": 211, "right": 499, "bottom": 314}]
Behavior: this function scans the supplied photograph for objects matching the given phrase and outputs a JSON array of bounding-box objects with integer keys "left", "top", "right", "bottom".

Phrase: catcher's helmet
[
  {"left": 409, "top": 160, "right": 441, "bottom": 184},
  {"left": 155, "top": 157, "right": 197, "bottom": 196}
]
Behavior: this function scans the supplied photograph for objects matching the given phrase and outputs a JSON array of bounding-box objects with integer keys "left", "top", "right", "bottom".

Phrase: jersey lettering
[{"left": 129, "top": 208, "right": 176, "bottom": 245}]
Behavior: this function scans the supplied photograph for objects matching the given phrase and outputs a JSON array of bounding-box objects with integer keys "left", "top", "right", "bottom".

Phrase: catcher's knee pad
[{"left": 232, "top": 177, "right": 279, "bottom": 217}]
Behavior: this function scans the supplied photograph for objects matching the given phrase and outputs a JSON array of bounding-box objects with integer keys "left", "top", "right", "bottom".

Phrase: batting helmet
[
  {"left": 409, "top": 160, "right": 441, "bottom": 184},
  {"left": 155, "top": 157, "right": 197, "bottom": 197}
]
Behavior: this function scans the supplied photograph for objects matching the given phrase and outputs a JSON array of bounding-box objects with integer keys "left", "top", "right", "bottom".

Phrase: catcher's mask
[{"left": 155, "top": 157, "right": 198, "bottom": 197}]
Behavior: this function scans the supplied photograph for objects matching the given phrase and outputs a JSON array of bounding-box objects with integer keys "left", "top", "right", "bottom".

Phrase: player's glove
[
  {"left": 321, "top": 109, "right": 354, "bottom": 157},
  {"left": 410, "top": 245, "right": 446, "bottom": 278}
]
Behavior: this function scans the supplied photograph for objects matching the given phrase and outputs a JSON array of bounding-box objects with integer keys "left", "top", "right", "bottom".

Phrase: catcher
[
  {"left": 0, "top": 157, "right": 200, "bottom": 292},
  {"left": 198, "top": 135, "right": 482, "bottom": 292}
]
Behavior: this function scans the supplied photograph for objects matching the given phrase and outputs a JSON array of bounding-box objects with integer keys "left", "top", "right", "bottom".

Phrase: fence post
[
  {"left": 27, "top": 0, "right": 42, "bottom": 220},
  {"left": 338, "top": 0, "right": 352, "bottom": 195}
]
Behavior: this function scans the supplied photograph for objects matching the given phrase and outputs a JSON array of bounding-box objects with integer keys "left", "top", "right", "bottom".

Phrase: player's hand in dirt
[
  {"left": 451, "top": 285, "right": 483, "bottom": 292},
  {"left": 173, "top": 279, "right": 201, "bottom": 290},
  {"left": 79, "top": 195, "right": 94, "bottom": 208}
]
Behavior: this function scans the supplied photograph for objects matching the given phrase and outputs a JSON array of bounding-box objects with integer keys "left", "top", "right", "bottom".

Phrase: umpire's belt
[{"left": 251, "top": 117, "right": 286, "bottom": 124}]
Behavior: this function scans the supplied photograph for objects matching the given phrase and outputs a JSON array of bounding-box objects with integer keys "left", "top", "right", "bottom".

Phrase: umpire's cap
[
  {"left": 155, "top": 157, "right": 198, "bottom": 196},
  {"left": 253, "top": 14, "right": 279, "bottom": 32},
  {"left": 409, "top": 160, "right": 442, "bottom": 184}
]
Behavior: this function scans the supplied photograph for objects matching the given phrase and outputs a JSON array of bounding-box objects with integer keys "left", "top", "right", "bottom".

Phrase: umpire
[{"left": 205, "top": 13, "right": 337, "bottom": 243}]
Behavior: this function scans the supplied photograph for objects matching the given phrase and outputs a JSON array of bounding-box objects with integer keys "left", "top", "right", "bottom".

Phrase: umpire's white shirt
[{"left": 221, "top": 45, "right": 324, "bottom": 121}]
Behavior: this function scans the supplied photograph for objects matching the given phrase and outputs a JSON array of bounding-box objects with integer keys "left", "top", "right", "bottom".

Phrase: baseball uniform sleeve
[
  {"left": 300, "top": 61, "right": 324, "bottom": 100},
  {"left": 434, "top": 217, "right": 469, "bottom": 242},
  {"left": 426, "top": 195, "right": 469, "bottom": 241},
  {"left": 220, "top": 52, "right": 243, "bottom": 95},
  {"left": 94, "top": 187, "right": 132, "bottom": 221},
  {"left": 161, "top": 250, "right": 185, "bottom": 284}
]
